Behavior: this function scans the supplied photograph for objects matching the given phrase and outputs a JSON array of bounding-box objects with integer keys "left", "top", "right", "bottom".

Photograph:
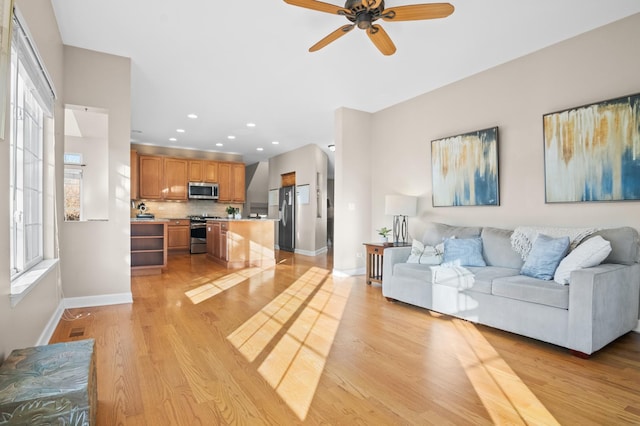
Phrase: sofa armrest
[
  {"left": 382, "top": 246, "right": 412, "bottom": 279},
  {"left": 568, "top": 263, "right": 640, "bottom": 354}
]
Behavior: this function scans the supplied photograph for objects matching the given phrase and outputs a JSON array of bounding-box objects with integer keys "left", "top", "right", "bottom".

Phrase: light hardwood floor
[{"left": 50, "top": 251, "right": 640, "bottom": 425}]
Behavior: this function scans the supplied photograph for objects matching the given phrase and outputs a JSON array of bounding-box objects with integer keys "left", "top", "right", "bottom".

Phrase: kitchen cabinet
[
  {"left": 218, "top": 162, "right": 245, "bottom": 202},
  {"left": 167, "top": 219, "right": 190, "bottom": 251},
  {"left": 131, "top": 221, "right": 167, "bottom": 275},
  {"left": 131, "top": 150, "right": 139, "bottom": 200},
  {"left": 139, "top": 155, "right": 163, "bottom": 199},
  {"left": 189, "top": 160, "right": 219, "bottom": 183},
  {"left": 206, "top": 219, "right": 275, "bottom": 269},
  {"left": 163, "top": 158, "right": 188, "bottom": 200}
]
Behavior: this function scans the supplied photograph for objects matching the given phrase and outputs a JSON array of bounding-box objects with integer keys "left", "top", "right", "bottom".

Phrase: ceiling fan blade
[
  {"left": 381, "top": 3, "right": 454, "bottom": 21},
  {"left": 367, "top": 24, "right": 396, "bottom": 56},
  {"left": 284, "top": 0, "right": 351, "bottom": 15},
  {"left": 309, "top": 25, "right": 355, "bottom": 52}
]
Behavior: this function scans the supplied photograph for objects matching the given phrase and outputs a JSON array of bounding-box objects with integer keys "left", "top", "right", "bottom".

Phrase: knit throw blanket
[{"left": 510, "top": 226, "right": 598, "bottom": 260}]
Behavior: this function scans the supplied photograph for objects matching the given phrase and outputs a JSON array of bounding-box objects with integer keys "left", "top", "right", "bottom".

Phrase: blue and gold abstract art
[
  {"left": 544, "top": 93, "right": 640, "bottom": 202},
  {"left": 431, "top": 127, "right": 499, "bottom": 207}
]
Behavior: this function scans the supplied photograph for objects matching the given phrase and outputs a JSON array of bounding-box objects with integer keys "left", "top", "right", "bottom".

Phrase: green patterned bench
[{"left": 0, "top": 339, "right": 96, "bottom": 425}]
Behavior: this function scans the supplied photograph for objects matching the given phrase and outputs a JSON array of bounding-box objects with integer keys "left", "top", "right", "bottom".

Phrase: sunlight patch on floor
[
  {"left": 185, "top": 267, "right": 264, "bottom": 304},
  {"left": 451, "top": 319, "right": 560, "bottom": 425},
  {"left": 227, "top": 267, "right": 329, "bottom": 362},
  {"left": 227, "top": 267, "right": 352, "bottom": 420}
]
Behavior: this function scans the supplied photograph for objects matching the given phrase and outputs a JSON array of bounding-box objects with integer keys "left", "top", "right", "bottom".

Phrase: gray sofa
[{"left": 382, "top": 222, "right": 640, "bottom": 355}]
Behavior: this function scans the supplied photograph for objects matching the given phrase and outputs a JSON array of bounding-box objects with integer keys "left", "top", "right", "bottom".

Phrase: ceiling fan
[{"left": 283, "top": 0, "right": 454, "bottom": 55}]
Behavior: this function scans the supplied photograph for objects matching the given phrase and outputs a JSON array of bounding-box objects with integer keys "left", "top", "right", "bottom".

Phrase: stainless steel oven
[
  {"left": 189, "top": 216, "right": 221, "bottom": 254},
  {"left": 190, "top": 219, "right": 207, "bottom": 254}
]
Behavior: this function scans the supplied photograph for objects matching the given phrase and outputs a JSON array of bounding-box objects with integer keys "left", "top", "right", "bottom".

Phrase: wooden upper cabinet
[
  {"left": 188, "top": 160, "right": 203, "bottom": 182},
  {"left": 203, "top": 161, "right": 219, "bottom": 183},
  {"left": 131, "top": 149, "right": 139, "bottom": 200},
  {"left": 218, "top": 162, "right": 231, "bottom": 201},
  {"left": 139, "top": 155, "right": 163, "bottom": 199},
  {"left": 188, "top": 160, "right": 218, "bottom": 183},
  {"left": 164, "top": 158, "right": 188, "bottom": 200},
  {"left": 218, "top": 162, "right": 245, "bottom": 202},
  {"left": 231, "top": 163, "right": 245, "bottom": 202}
]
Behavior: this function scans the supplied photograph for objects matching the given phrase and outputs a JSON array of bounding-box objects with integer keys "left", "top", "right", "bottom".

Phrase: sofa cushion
[
  {"left": 422, "top": 222, "right": 482, "bottom": 247},
  {"left": 553, "top": 235, "right": 612, "bottom": 285},
  {"left": 520, "top": 234, "right": 570, "bottom": 280},
  {"left": 481, "top": 227, "right": 524, "bottom": 269},
  {"left": 466, "top": 266, "right": 520, "bottom": 294},
  {"left": 584, "top": 227, "right": 639, "bottom": 265},
  {"left": 443, "top": 238, "right": 486, "bottom": 267},
  {"left": 492, "top": 275, "right": 570, "bottom": 309},
  {"left": 407, "top": 240, "right": 443, "bottom": 265}
]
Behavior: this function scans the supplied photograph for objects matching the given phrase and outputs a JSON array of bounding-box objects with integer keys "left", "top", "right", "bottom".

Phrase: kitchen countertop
[
  {"left": 130, "top": 218, "right": 169, "bottom": 222},
  {"left": 205, "top": 218, "right": 278, "bottom": 222}
]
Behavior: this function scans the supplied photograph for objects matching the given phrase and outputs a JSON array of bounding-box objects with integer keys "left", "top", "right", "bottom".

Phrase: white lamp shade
[{"left": 385, "top": 195, "right": 417, "bottom": 216}]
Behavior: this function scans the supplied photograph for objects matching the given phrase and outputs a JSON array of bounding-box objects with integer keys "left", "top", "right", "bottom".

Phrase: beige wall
[
  {"left": 0, "top": 1, "right": 65, "bottom": 358},
  {"left": 335, "top": 13, "right": 640, "bottom": 315},
  {"left": 369, "top": 13, "right": 640, "bottom": 238},
  {"left": 333, "top": 107, "right": 373, "bottom": 274},
  {"left": 59, "top": 46, "right": 132, "bottom": 300},
  {"left": 268, "top": 144, "right": 328, "bottom": 255}
]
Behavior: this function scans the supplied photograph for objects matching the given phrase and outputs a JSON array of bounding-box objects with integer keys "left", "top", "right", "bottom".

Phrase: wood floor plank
[{"left": 48, "top": 251, "right": 640, "bottom": 425}]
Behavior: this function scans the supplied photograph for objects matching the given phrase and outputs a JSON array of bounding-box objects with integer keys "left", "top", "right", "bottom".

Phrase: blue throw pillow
[
  {"left": 520, "top": 234, "right": 570, "bottom": 280},
  {"left": 443, "top": 238, "right": 486, "bottom": 267}
]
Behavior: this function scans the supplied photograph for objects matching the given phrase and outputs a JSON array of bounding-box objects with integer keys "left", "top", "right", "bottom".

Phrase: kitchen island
[{"left": 206, "top": 219, "right": 276, "bottom": 269}]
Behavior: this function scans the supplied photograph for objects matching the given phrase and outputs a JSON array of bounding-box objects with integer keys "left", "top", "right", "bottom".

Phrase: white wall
[
  {"left": 0, "top": 0, "right": 65, "bottom": 358},
  {"left": 268, "top": 144, "right": 328, "bottom": 255},
  {"left": 59, "top": 46, "right": 132, "bottom": 301}
]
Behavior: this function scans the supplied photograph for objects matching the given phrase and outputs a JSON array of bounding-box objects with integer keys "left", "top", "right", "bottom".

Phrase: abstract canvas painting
[
  {"left": 543, "top": 93, "right": 640, "bottom": 203},
  {"left": 431, "top": 127, "right": 499, "bottom": 207}
]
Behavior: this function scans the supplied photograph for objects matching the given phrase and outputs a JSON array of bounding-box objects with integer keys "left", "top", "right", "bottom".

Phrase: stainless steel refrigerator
[{"left": 278, "top": 185, "right": 295, "bottom": 252}]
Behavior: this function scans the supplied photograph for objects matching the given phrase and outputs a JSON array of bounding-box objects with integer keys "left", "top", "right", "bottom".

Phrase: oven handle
[{"left": 190, "top": 222, "right": 207, "bottom": 229}]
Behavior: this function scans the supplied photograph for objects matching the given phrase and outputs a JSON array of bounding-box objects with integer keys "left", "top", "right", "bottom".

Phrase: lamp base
[{"left": 392, "top": 215, "right": 408, "bottom": 245}]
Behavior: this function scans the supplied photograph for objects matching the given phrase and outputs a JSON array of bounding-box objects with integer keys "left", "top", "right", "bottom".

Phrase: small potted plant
[
  {"left": 377, "top": 227, "right": 392, "bottom": 243},
  {"left": 226, "top": 205, "right": 236, "bottom": 218}
]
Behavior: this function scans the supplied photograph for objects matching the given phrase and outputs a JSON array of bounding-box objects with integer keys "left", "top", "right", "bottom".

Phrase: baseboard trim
[
  {"left": 64, "top": 292, "right": 133, "bottom": 309},
  {"left": 332, "top": 267, "right": 365, "bottom": 277},
  {"left": 294, "top": 247, "right": 328, "bottom": 256},
  {"left": 635, "top": 320, "right": 640, "bottom": 333},
  {"left": 37, "top": 300, "right": 65, "bottom": 346}
]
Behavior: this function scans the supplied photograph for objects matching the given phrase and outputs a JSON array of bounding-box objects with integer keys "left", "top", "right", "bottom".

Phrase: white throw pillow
[
  {"left": 407, "top": 240, "right": 444, "bottom": 265},
  {"left": 553, "top": 236, "right": 612, "bottom": 285}
]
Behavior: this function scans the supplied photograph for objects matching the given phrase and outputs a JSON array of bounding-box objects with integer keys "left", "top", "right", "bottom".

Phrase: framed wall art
[
  {"left": 543, "top": 93, "right": 640, "bottom": 203},
  {"left": 431, "top": 126, "right": 499, "bottom": 207}
]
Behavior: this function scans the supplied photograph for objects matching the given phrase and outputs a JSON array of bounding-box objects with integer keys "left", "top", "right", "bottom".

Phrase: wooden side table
[{"left": 363, "top": 242, "right": 410, "bottom": 285}]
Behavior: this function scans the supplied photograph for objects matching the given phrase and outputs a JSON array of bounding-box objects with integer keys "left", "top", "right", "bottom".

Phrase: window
[{"left": 9, "top": 12, "right": 55, "bottom": 283}]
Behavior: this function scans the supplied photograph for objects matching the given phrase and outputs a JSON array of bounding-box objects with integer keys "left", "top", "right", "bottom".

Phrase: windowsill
[{"left": 10, "top": 259, "right": 59, "bottom": 307}]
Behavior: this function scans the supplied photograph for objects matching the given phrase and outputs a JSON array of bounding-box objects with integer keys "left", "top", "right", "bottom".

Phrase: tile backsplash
[{"left": 131, "top": 200, "right": 243, "bottom": 218}]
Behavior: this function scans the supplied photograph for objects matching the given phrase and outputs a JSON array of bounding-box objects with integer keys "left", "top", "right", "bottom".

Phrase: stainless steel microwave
[{"left": 188, "top": 182, "right": 219, "bottom": 200}]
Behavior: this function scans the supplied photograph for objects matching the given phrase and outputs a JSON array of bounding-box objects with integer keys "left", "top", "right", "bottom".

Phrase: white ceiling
[{"left": 50, "top": 0, "right": 640, "bottom": 167}]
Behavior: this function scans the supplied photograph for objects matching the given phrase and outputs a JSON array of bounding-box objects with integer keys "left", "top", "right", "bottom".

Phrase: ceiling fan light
[{"left": 356, "top": 13, "right": 372, "bottom": 29}]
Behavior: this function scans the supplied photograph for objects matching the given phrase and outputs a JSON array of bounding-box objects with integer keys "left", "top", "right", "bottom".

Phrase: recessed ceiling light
[
  {"left": 169, "top": 137, "right": 177, "bottom": 142},
  {"left": 227, "top": 135, "right": 235, "bottom": 140},
  {"left": 256, "top": 147, "right": 264, "bottom": 151},
  {"left": 246, "top": 122, "right": 256, "bottom": 128},
  {"left": 271, "top": 141, "right": 279, "bottom": 145},
  {"left": 216, "top": 143, "right": 223, "bottom": 147},
  {"left": 187, "top": 114, "right": 198, "bottom": 119},
  {"left": 177, "top": 129, "right": 185, "bottom": 133}
]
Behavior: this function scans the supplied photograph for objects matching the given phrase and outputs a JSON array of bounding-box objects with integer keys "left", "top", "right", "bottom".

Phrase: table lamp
[{"left": 384, "top": 195, "right": 417, "bottom": 245}]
